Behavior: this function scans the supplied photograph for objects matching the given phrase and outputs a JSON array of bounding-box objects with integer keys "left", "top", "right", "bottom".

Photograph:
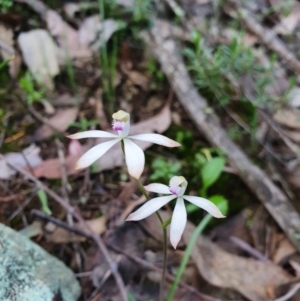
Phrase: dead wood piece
[
  {"left": 141, "top": 20, "right": 300, "bottom": 252},
  {"left": 225, "top": 0, "right": 300, "bottom": 76}
]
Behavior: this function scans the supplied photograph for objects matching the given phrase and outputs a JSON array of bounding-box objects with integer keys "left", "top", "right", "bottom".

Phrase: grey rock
[{"left": 0, "top": 223, "right": 81, "bottom": 301}]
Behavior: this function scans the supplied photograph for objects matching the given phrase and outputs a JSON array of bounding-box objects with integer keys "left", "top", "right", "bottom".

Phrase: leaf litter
[
  {"left": 18, "top": 29, "right": 59, "bottom": 88},
  {"left": 3, "top": 0, "right": 300, "bottom": 300}
]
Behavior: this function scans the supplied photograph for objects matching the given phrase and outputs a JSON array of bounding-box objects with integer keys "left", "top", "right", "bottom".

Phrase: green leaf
[
  {"left": 208, "top": 195, "right": 229, "bottom": 216},
  {"left": 37, "top": 189, "right": 52, "bottom": 215},
  {"left": 127, "top": 293, "right": 136, "bottom": 301},
  {"left": 201, "top": 157, "right": 225, "bottom": 191}
]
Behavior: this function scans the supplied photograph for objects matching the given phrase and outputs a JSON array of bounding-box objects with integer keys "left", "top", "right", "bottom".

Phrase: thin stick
[
  {"left": 136, "top": 179, "right": 167, "bottom": 301},
  {"left": 274, "top": 282, "right": 300, "bottom": 301},
  {"left": 3, "top": 157, "right": 128, "bottom": 301},
  {"left": 32, "top": 209, "right": 89, "bottom": 237},
  {"left": 230, "top": 236, "right": 268, "bottom": 262},
  {"left": 28, "top": 105, "right": 62, "bottom": 135},
  {"left": 56, "top": 138, "right": 81, "bottom": 269}
]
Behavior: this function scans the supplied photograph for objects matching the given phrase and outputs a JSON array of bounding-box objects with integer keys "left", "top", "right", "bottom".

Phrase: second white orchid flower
[
  {"left": 68, "top": 110, "right": 180, "bottom": 179},
  {"left": 126, "top": 176, "right": 225, "bottom": 248}
]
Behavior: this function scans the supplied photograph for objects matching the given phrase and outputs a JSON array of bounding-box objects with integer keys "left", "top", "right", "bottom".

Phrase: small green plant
[
  {"left": 150, "top": 156, "right": 181, "bottom": 182},
  {"left": 97, "top": 0, "right": 119, "bottom": 114},
  {"left": 37, "top": 189, "right": 52, "bottom": 215},
  {"left": 146, "top": 58, "right": 165, "bottom": 89},
  {"left": 0, "top": 0, "right": 12, "bottom": 12},
  {"left": 19, "top": 72, "right": 45, "bottom": 105},
  {"left": 69, "top": 117, "right": 100, "bottom": 131},
  {"left": 132, "top": 0, "right": 152, "bottom": 22},
  {"left": 184, "top": 31, "right": 293, "bottom": 110},
  {"left": 200, "top": 156, "right": 225, "bottom": 196},
  {"left": 101, "top": 35, "right": 119, "bottom": 114}
]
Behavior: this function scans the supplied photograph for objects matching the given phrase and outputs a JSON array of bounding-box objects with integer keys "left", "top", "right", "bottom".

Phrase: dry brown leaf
[
  {"left": 46, "top": 10, "right": 120, "bottom": 63},
  {"left": 123, "top": 69, "right": 149, "bottom": 91},
  {"left": 287, "top": 87, "right": 300, "bottom": 108},
  {"left": 79, "top": 16, "right": 121, "bottom": 51},
  {"left": 63, "top": 3, "right": 80, "bottom": 18},
  {"left": 31, "top": 140, "right": 85, "bottom": 179},
  {"left": 0, "top": 144, "right": 42, "bottom": 179},
  {"left": 46, "top": 9, "right": 92, "bottom": 63},
  {"left": 273, "top": 235, "right": 296, "bottom": 264},
  {"left": 46, "top": 216, "right": 106, "bottom": 243},
  {"left": 183, "top": 222, "right": 294, "bottom": 301},
  {"left": 282, "top": 129, "right": 300, "bottom": 143},
  {"left": 250, "top": 206, "right": 269, "bottom": 254},
  {"left": 32, "top": 107, "right": 78, "bottom": 141},
  {"left": 274, "top": 3, "right": 300, "bottom": 35},
  {"left": 209, "top": 206, "right": 253, "bottom": 255},
  {"left": 78, "top": 15, "right": 100, "bottom": 47},
  {"left": 273, "top": 109, "right": 300, "bottom": 130},
  {"left": 0, "top": 23, "right": 14, "bottom": 57},
  {"left": 18, "top": 29, "right": 59, "bottom": 88},
  {"left": 50, "top": 93, "right": 83, "bottom": 106},
  {"left": 288, "top": 175, "right": 300, "bottom": 188}
]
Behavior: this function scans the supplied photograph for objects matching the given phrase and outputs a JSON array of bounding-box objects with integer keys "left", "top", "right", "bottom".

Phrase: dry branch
[
  {"left": 225, "top": 0, "right": 300, "bottom": 75},
  {"left": 141, "top": 21, "right": 300, "bottom": 252}
]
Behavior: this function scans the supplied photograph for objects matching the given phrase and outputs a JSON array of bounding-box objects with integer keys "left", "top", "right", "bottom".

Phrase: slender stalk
[
  {"left": 136, "top": 179, "right": 167, "bottom": 301},
  {"left": 161, "top": 225, "right": 168, "bottom": 300},
  {"left": 165, "top": 214, "right": 212, "bottom": 301}
]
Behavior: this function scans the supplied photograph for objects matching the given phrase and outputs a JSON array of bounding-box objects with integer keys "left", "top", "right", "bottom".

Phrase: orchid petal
[
  {"left": 129, "top": 134, "right": 181, "bottom": 147},
  {"left": 121, "top": 118, "right": 130, "bottom": 137},
  {"left": 68, "top": 130, "right": 118, "bottom": 139},
  {"left": 126, "top": 195, "right": 177, "bottom": 221},
  {"left": 170, "top": 197, "right": 187, "bottom": 249},
  {"left": 76, "top": 138, "right": 120, "bottom": 169},
  {"left": 183, "top": 195, "right": 225, "bottom": 218},
  {"left": 144, "top": 183, "right": 171, "bottom": 194},
  {"left": 123, "top": 139, "right": 145, "bottom": 179}
]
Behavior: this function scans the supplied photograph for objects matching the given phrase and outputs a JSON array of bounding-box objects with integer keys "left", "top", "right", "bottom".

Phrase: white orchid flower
[
  {"left": 126, "top": 176, "right": 225, "bottom": 248},
  {"left": 68, "top": 110, "right": 180, "bottom": 179}
]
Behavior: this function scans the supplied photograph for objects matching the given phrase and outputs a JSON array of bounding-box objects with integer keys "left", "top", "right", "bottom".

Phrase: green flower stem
[
  {"left": 136, "top": 179, "right": 167, "bottom": 301},
  {"left": 165, "top": 214, "right": 212, "bottom": 301}
]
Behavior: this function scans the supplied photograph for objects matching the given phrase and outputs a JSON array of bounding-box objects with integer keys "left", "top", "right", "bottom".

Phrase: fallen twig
[
  {"left": 2, "top": 157, "right": 128, "bottom": 301},
  {"left": 230, "top": 236, "right": 268, "bottom": 262},
  {"left": 274, "top": 282, "right": 300, "bottom": 301},
  {"left": 141, "top": 20, "right": 300, "bottom": 252}
]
